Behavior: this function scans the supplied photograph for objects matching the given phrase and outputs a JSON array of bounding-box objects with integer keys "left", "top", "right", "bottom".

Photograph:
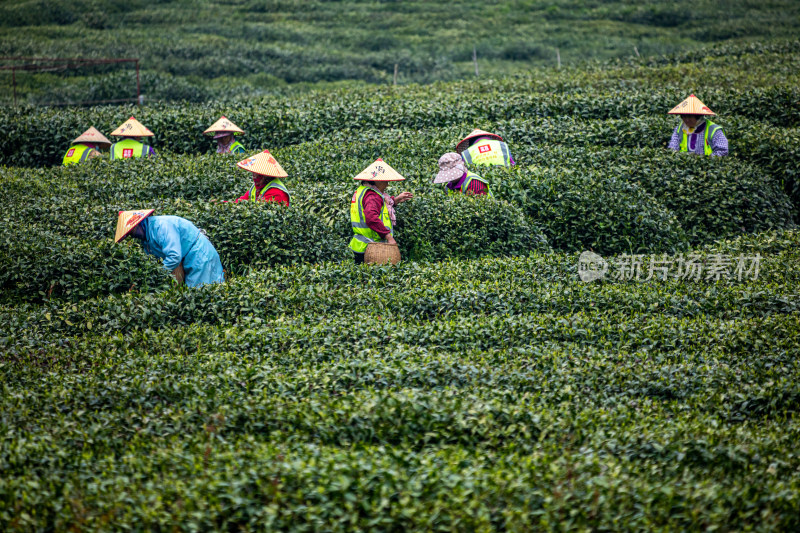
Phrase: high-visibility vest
[
  {"left": 229, "top": 141, "right": 246, "bottom": 155},
  {"left": 62, "top": 144, "right": 99, "bottom": 166},
  {"left": 462, "top": 139, "right": 511, "bottom": 167},
  {"left": 349, "top": 185, "right": 392, "bottom": 254},
  {"left": 110, "top": 138, "right": 151, "bottom": 160},
  {"left": 248, "top": 178, "right": 291, "bottom": 205},
  {"left": 679, "top": 120, "right": 722, "bottom": 156},
  {"left": 449, "top": 171, "right": 493, "bottom": 198}
]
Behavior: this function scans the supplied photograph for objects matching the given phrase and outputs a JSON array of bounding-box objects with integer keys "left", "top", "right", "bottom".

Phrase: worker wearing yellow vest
[
  {"left": 62, "top": 126, "right": 111, "bottom": 166},
  {"left": 433, "top": 152, "right": 492, "bottom": 197},
  {"left": 108, "top": 116, "right": 156, "bottom": 160},
  {"left": 456, "top": 129, "right": 515, "bottom": 168},
  {"left": 349, "top": 158, "right": 413, "bottom": 264},
  {"left": 667, "top": 95, "right": 728, "bottom": 156},
  {"left": 204, "top": 116, "right": 247, "bottom": 155}
]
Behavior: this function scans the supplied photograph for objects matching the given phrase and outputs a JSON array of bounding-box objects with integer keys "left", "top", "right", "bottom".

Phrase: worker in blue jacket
[{"left": 115, "top": 209, "right": 224, "bottom": 287}]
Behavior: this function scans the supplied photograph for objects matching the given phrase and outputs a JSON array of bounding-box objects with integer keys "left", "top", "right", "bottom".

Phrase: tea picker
[
  {"left": 433, "top": 152, "right": 492, "bottom": 196},
  {"left": 456, "top": 128, "right": 515, "bottom": 168},
  {"left": 349, "top": 158, "right": 413, "bottom": 265},
  {"left": 233, "top": 149, "right": 291, "bottom": 206},
  {"left": 204, "top": 116, "right": 247, "bottom": 155},
  {"left": 62, "top": 127, "right": 111, "bottom": 166},
  {"left": 667, "top": 95, "right": 729, "bottom": 156},
  {"left": 115, "top": 210, "right": 224, "bottom": 287},
  {"left": 109, "top": 116, "right": 156, "bottom": 160}
]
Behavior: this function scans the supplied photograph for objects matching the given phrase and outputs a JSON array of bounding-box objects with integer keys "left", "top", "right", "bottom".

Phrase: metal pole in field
[
  {"left": 136, "top": 59, "right": 141, "bottom": 106},
  {"left": 393, "top": 63, "right": 398, "bottom": 86},
  {"left": 12, "top": 67, "right": 17, "bottom": 107},
  {"left": 473, "top": 46, "right": 479, "bottom": 77},
  {"left": 556, "top": 48, "right": 561, "bottom": 69}
]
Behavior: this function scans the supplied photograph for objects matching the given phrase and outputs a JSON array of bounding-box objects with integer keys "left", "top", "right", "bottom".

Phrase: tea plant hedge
[{"left": 1, "top": 39, "right": 799, "bottom": 531}]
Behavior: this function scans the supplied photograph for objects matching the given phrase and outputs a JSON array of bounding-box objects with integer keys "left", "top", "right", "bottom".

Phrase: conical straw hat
[
  {"left": 110, "top": 116, "right": 154, "bottom": 137},
  {"left": 204, "top": 116, "right": 245, "bottom": 135},
  {"left": 115, "top": 209, "right": 154, "bottom": 243},
  {"left": 353, "top": 158, "right": 405, "bottom": 181},
  {"left": 236, "top": 149, "right": 288, "bottom": 177},
  {"left": 72, "top": 126, "right": 111, "bottom": 147},
  {"left": 456, "top": 128, "right": 503, "bottom": 153},
  {"left": 667, "top": 94, "right": 715, "bottom": 116}
]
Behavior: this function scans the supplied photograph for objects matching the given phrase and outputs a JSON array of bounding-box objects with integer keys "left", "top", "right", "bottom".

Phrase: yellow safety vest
[
  {"left": 349, "top": 185, "right": 392, "bottom": 254},
  {"left": 110, "top": 138, "right": 151, "bottom": 160},
  {"left": 462, "top": 139, "right": 512, "bottom": 167},
  {"left": 679, "top": 120, "right": 722, "bottom": 156},
  {"left": 248, "top": 178, "right": 291, "bottom": 204},
  {"left": 62, "top": 144, "right": 99, "bottom": 166},
  {"left": 229, "top": 141, "right": 246, "bottom": 155}
]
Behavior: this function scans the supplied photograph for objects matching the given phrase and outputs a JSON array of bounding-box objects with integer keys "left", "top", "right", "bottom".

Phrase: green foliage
[
  {"left": 395, "top": 193, "right": 548, "bottom": 261},
  {"left": 492, "top": 165, "right": 688, "bottom": 255},
  {"left": 1, "top": 35, "right": 799, "bottom": 532},
  {"left": 0, "top": 222, "right": 173, "bottom": 304},
  {"left": 1, "top": 234, "right": 800, "bottom": 530},
  {"left": 1, "top": 0, "right": 798, "bottom": 99}
]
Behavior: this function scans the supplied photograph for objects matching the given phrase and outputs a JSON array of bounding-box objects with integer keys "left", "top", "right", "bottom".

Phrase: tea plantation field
[{"left": 1, "top": 40, "right": 800, "bottom": 530}]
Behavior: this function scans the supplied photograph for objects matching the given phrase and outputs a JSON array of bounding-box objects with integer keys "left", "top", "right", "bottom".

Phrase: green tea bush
[
  {"left": 0, "top": 223, "right": 173, "bottom": 303},
  {"left": 395, "top": 194, "right": 549, "bottom": 261},
  {"left": 2, "top": 83, "right": 798, "bottom": 167},
  {"left": 491, "top": 166, "right": 688, "bottom": 254},
  {"left": 168, "top": 199, "right": 350, "bottom": 272}
]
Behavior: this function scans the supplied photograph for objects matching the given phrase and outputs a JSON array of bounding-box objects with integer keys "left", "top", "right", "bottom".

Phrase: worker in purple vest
[{"left": 667, "top": 95, "right": 729, "bottom": 156}]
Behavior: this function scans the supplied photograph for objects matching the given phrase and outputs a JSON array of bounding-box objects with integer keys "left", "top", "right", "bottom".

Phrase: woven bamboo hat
[
  {"left": 204, "top": 116, "right": 245, "bottom": 137},
  {"left": 236, "top": 149, "right": 288, "bottom": 177},
  {"left": 353, "top": 158, "right": 405, "bottom": 182},
  {"left": 110, "top": 116, "right": 154, "bottom": 137},
  {"left": 456, "top": 128, "right": 503, "bottom": 153},
  {"left": 115, "top": 209, "right": 154, "bottom": 243},
  {"left": 667, "top": 94, "right": 715, "bottom": 116},
  {"left": 72, "top": 126, "right": 111, "bottom": 147}
]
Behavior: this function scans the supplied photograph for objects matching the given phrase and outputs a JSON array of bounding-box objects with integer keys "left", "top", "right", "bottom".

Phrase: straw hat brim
[
  {"left": 204, "top": 116, "right": 245, "bottom": 135},
  {"left": 110, "top": 117, "right": 154, "bottom": 137},
  {"left": 236, "top": 150, "right": 288, "bottom": 178},
  {"left": 115, "top": 209, "right": 154, "bottom": 243},
  {"left": 667, "top": 95, "right": 716, "bottom": 116},
  {"left": 72, "top": 127, "right": 111, "bottom": 147},
  {"left": 353, "top": 159, "right": 406, "bottom": 181},
  {"left": 456, "top": 131, "right": 503, "bottom": 154}
]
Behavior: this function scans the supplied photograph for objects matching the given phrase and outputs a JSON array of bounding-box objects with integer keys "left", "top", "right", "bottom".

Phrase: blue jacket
[{"left": 140, "top": 216, "right": 224, "bottom": 287}]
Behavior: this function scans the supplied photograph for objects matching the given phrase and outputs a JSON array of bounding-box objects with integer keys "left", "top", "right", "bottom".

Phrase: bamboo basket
[
  {"left": 364, "top": 243, "right": 401, "bottom": 265},
  {"left": 172, "top": 263, "right": 185, "bottom": 285}
]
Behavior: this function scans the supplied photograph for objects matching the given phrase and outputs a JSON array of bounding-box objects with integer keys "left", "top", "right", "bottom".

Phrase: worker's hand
[
  {"left": 385, "top": 235, "right": 397, "bottom": 245},
  {"left": 394, "top": 192, "right": 414, "bottom": 204}
]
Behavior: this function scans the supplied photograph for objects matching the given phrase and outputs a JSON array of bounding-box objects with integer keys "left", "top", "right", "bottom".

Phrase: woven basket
[
  {"left": 172, "top": 263, "right": 185, "bottom": 285},
  {"left": 364, "top": 243, "right": 401, "bottom": 265}
]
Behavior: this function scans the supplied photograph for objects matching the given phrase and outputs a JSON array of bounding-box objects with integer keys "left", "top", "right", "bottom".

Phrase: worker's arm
[
  {"left": 710, "top": 129, "right": 729, "bottom": 157},
  {"left": 156, "top": 223, "right": 183, "bottom": 271},
  {"left": 667, "top": 126, "right": 681, "bottom": 151},
  {"left": 234, "top": 189, "right": 251, "bottom": 203},
  {"left": 362, "top": 191, "right": 390, "bottom": 238}
]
